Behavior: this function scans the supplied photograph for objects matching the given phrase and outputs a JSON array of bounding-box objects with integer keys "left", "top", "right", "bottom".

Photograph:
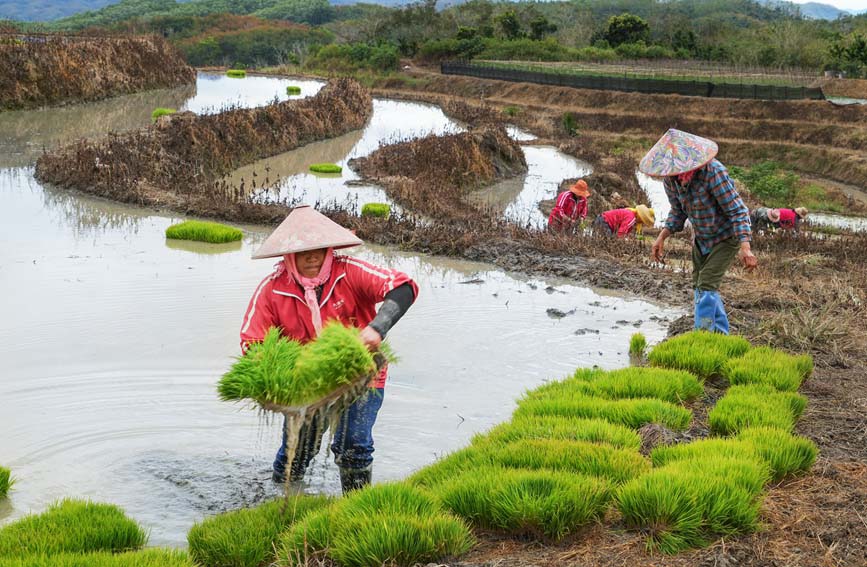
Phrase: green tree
[
  {"left": 496, "top": 9, "right": 523, "bottom": 40},
  {"left": 603, "top": 13, "right": 650, "bottom": 47},
  {"left": 529, "top": 15, "right": 557, "bottom": 41}
]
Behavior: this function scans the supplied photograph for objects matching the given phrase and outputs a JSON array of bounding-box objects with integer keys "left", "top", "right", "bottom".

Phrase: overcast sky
[{"left": 789, "top": 0, "right": 866, "bottom": 12}]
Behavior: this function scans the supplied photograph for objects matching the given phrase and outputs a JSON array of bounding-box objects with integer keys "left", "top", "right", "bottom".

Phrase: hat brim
[{"left": 639, "top": 129, "right": 719, "bottom": 177}]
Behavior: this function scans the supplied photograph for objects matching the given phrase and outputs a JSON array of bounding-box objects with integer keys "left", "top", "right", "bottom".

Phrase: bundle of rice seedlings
[
  {"left": 0, "top": 499, "right": 147, "bottom": 556},
  {"left": 0, "top": 549, "right": 194, "bottom": 567},
  {"left": 708, "top": 384, "right": 807, "bottom": 435},
  {"left": 515, "top": 392, "right": 692, "bottom": 431},
  {"left": 434, "top": 467, "right": 611, "bottom": 540},
  {"left": 0, "top": 467, "right": 10, "bottom": 498},
  {"left": 360, "top": 203, "right": 391, "bottom": 219},
  {"left": 226, "top": 69, "right": 246, "bottom": 78},
  {"left": 218, "top": 327, "right": 304, "bottom": 405},
  {"left": 648, "top": 331, "right": 750, "bottom": 378},
  {"left": 308, "top": 163, "right": 342, "bottom": 174},
  {"left": 151, "top": 108, "right": 176, "bottom": 122},
  {"left": 480, "top": 415, "right": 642, "bottom": 450},
  {"left": 187, "top": 494, "right": 331, "bottom": 567},
  {"left": 736, "top": 427, "right": 818, "bottom": 480},
  {"left": 724, "top": 347, "right": 813, "bottom": 392},
  {"left": 559, "top": 367, "right": 703, "bottom": 404},
  {"left": 279, "top": 483, "right": 473, "bottom": 567},
  {"left": 629, "top": 333, "right": 647, "bottom": 358},
  {"left": 165, "top": 220, "right": 243, "bottom": 244},
  {"left": 651, "top": 438, "right": 757, "bottom": 468},
  {"left": 286, "top": 86, "right": 302, "bottom": 95}
]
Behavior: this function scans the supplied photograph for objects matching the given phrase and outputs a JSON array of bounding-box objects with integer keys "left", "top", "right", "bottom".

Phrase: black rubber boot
[{"left": 339, "top": 467, "right": 371, "bottom": 494}]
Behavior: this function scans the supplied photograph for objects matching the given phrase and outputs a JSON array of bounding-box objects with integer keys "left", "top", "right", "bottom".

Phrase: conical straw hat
[
  {"left": 635, "top": 205, "right": 655, "bottom": 226},
  {"left": 639, "top": 129, "right": 718, "bottom": 177},
  {"left": 252, "top": 205, "right": 362, "bottom": 259}
]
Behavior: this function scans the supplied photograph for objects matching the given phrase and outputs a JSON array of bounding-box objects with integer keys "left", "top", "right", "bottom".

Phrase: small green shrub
[
  {"left": 545, "top": 367, "right": 704, "bottom": 404},
  {"left": 562, "top": 112, "right": 579, "bottom": 136},
  {"left": 165, "top": 220, "right": 243, "bottom": 244},
  {"left": 308, "top": 163, "right": 342, "bottom": 174},
  {"left": 725, "top": 347, "right": 813, "bottom": 392},
  {"left": 515, "top": 392, "right": 693, "bottom": 430},
  {"left": 648, "top": 331, "right": 751, "bottom": 378},
  {"left": 360, "top": 203, "right": 391, "bottom": 219},
  {"left": 502, "top": 105, "right": 520, "bottom": 117},
  {"left": 279, "top": 483, "right": 473, "bottom": 567},
  {"left": 285, "top": 85, "right": 302, "bottom": 95},
  {"left": 481, "top": 415, "right": 641, "bottom": 450},
  {"left": 151, "top": 108, "right": 176, "bottom": 122},
  {"left": 736, "top": 427, "right": 817, "bottom": 480},
  {"left": 226, "top": 69, "right": 247, "bottom": 78},
  {"left": 629, "top": 333, "right": 647, "bottom": 358},
  {"left": 188, "top": 495, "right": 331, "bottom": 567},
  {"left": 0, "top": 467, "right": 10, "bottom": 499},
  {"left": 708, "top": 385, "right": 807, "bottom": 435},
  {"left": 0, "top": 549, "right": 193, "bottom": 567},
  {"left": 434, "top": 467, "right": 611, "bottom": 540},
  {"left": 0, "top": 499, "right": 147, "bottom": 556}
]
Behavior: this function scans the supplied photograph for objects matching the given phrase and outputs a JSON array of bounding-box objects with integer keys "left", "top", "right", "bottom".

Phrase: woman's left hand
[{"left": 359, "top": 326, "right": 382, "bottom": 351}]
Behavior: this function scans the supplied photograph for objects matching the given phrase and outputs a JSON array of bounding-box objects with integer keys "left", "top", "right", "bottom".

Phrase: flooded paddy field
[{"left": 0, "top": 73, "right": 677, "bottom": 546}]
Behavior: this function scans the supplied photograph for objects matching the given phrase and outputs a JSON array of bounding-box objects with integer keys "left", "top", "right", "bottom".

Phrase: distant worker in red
[
  {"left": 776, "top": 207, "right": 809, "bottom": 230},
  {"left": 593, "top": 205, "right": 655, "bottom": 238},
  {"left": 548, "top": 179, "right": 590, "bottom": 232}
]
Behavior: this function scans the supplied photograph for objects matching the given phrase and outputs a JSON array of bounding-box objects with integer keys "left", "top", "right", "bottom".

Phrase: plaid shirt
[{"left": 663, "top": 159, "right": 751, "bottom": 255}]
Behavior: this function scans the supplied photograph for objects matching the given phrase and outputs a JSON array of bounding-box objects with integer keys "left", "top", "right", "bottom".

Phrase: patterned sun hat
[{"left": 638, "top": 129, "right": 718, "bottom": 177}]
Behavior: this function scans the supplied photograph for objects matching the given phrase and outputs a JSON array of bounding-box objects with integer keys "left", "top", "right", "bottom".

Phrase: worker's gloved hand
[{"left": 359, "top": 326, "right": 382, "bottom": 352}]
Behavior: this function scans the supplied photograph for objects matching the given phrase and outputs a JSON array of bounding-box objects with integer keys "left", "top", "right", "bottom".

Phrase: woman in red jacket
[
  {"left": 548, "top": 180, "right": 590, "bottom": 232},
  {"left": 592, "top": 205, "right": 655, "bottom": 238},
  {"left": 240, "top": 205, "right": 418, "bottom": 492}
]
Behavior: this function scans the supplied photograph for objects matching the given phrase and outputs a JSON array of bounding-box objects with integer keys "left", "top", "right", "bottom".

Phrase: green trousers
[{"left": 692, "top": 237, "right": 739, "bottom": 291}]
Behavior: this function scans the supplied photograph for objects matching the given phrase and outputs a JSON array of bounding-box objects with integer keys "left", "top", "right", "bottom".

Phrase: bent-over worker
[
  {"left": 593, "top": 205, "right": 655, "bottom": 238},
  {"left": 548, "top": 179, "right": 589, "bottom": 232}
]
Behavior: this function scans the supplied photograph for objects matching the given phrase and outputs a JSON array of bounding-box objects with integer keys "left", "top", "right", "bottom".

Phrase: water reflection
[
  {"left": 181, "top": 73, "right": 324, "bottom": 115},
  {"left": 165, "top": 238, "right": 244, "bottom": 255}
]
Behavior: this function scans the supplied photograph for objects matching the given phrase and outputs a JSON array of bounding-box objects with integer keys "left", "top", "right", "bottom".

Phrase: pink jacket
[
  {"left": 778, "top": 208, "right": 798, "bottom": 229},
  {"left": 602, "top": 208, "right": 638, "bottom": 238},
  {"left": 548, "top": 191, "right": 588, "bottom": 231},
  {"left": 240, "top": 255, "right": 418, "bottom": 388}
]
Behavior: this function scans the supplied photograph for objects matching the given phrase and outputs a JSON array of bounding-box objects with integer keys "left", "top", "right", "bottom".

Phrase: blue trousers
[
  {"left": 274, "top": 388, "right": 384, "bottom": 477},
  {"left": 694, "top": 289, "right": 730, "bottom": 334}
]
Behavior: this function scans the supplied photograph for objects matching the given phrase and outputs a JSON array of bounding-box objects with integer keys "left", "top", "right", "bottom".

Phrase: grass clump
[
  {"left": 188, "top": 494, "right": 331, "bottom": 567},
  {"left": 151, "top": 108, "right": 176, "bottom": 122},
  {"left": 285, "top": 85, "right": 302, "bottom": 95},
  {"left": 226, "top": 69, "right": 246, "bottom": 78},
  {"left": 308, "top": 163, "right": 342, "bottom": 174},
  {"left": 515, "top": 392, "right": 692, "bottom": 430},
  {"left": 502, "top": 105, "right": 521, "bottom": 117},
  {"left": 360, "top": 203, "right": 391, "bottom": 219},
  {"left": 554, "top": 367, "right": 704, "bottom": 404},
  {"left": 0, "top": 499, "right": 147, "bottom": 556},
  {"left": 481, "top": 415, "right": 641, "bottom": 450},
  {"left": 0, "top": 467, "right": 10, "bottom": 498},
  {"left": 434, "top": 467, "right": 611, "bottom": 540},
  {"left": 219, "top": 324, "right": 375, "bottom": 407},
  {"left": 708, "top": 384, "right": 807, "bottom": 435},
  {"left": 648, "top": 331, "right": 750, "bottom": 378},
  {"left": 725, "top": 347, "right": 813, "bottom": 392},
  {"left": 279, "top": 483, "right": 473, "bottom": 567},
  {"left": 0, "top": 550, "right": 193, "bottom": 567},
  {"left": 165, "top": 220, "right": 243, "bottom": 244},
  {"left": 629, "top": 333, "right": 647, "bottom": 358}
]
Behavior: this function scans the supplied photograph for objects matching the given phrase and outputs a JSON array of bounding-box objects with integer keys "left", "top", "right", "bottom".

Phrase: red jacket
[
  {"left": 240, "top": 255, "right": 418, "bottom": 388},
  {"left": 548, "top": 191, "right": 588, "bottom": 231},
  {"left": 778, "top": 208, "right": 798, "bottom": 229},
  {"left": 602, "top": 208, "right": 638, "bottom": 238}
]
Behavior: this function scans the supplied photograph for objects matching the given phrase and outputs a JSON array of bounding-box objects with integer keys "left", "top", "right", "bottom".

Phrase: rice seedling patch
[
  {"left": 708, "top": 384, "right": 807, "bottom": 435},
  {"left": 285, "top": 86, "right": 302, "bottom": 95},
  {"left": 187, "top": 494, "right": 331, "bottom": 567},
  {"left": 406, "top": 446, "right": 485, "bottom": 488},
  {"left": 226, "top": 69, "right": 246, "bottom": 78},
  {"left": 0, "top": 499, "right": 147, "bottom": 557},
  {"left": 725, "top": 347, "right": 813, "bottom": 391},
  {"left": 0, "top": 467, "right": 10, "bottom": 498},
  {"left": 165, "top": 220, "right": 243, "bottom": 244},
  {"left": 629, "top": 333, "right": 647, "bottom": 358},
  {"left": 558, "top": 367, "right": 704, "bottom": 404},
  {"left": 648, "top": 331, "right": 750, "bottom": 378},
  {"left": 279, "top": 483, "right": 473, "bottom": 567},
  {"left": 360, "top": 203, "right": 391, "bottom": 218},
  {"left": 434, "top": 467, "right": 611, "bottom": 540},
  {"left": 308, "top": 163, "right": 342, "bottom": 174},
  {"left": 480, "top": 415, "right": 642, "bottom": 450},
  {"left": 736, "top": 427, "right": 817, "bottom": 480},
  {"left": 151, "top": 108, "right": 176, "bottom": 122},
  {"left": 515, "top": 392, "right": 692, "bottom": 430},
  {"left": 0, "top": 549, "right": 194, "bottom": 567}
]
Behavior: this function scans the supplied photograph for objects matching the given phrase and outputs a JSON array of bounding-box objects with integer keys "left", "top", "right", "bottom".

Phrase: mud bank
[
  {"left": 0, "top": 34, "right": 195, "bottom": 111},
  {"left": 34, "top": 78, "right": 372, "bottom": 214}
]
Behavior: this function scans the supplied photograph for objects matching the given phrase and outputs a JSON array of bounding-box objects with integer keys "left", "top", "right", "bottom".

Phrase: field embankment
[
  {"left": 34, "top": 78, "right": 371, "bottom": 218},
  {"left": 0, "top": 34, "right": 195, "bottom": 110}
]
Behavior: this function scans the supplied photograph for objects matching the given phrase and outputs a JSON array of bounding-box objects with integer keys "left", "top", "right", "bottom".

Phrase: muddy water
[
  {"left": 809, "top": 213, "right": 867, "bottom": 232},
  {"left": 0, "top": 74, "right": 678, "bottom": 546},
  {"left": 182, "top": 73, "right": 324, "bottom": 114}
]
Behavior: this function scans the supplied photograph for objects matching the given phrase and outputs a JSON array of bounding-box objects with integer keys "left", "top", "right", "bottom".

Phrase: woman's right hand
[{"left": 651, "top": 236, "right": 665, "bottom": 263}]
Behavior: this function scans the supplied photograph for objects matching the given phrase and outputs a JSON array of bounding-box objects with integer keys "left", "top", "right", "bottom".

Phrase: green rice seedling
[
  {"left": 434, "top": 467, "right": 611, "bottom": 540},
  {"left": 724, "top": 347, "right": 813, "bottom": 392},
  {"left": 218, "top": 327, "right": 304, "bottom": 405},
  {"left": 515, "top": 392, "right": 693, "bottom": 431},
  {"left": 286, "top": 86, "right": 302, "bottom": 95},
  {"left": 308, "top": 163, "right": 342, "bottom": 174},
  {"left": 651, "top": 438, "right": 757, "bottom": 468},
  {"left": 278, "top": 507, "right": 336, "bottom": 566},
  {"left": 664, "top": 456, "right": 771, "bottom": 497},
  {"left": 187, "top": 494, "right": 331, "bottom": 567},
  {"left": 0, "top": 549, "right": 194, "bottom": 567},
  {"left": 226, "top": 69, "right": 247, "bottom": 78},
  {"left": 708, "top": 384, "right": 807, "bottom": 435},
  {"left": 0, "top": 499, "right": 147, "bottom": 556},
  {"left": 561, "top": 367, "right": 703, "bottom": 404},
  {"left": 480, "top": 415, "right": 642, "bottom": 450},
  {"left": 737, "top": 427, "right": 818, "bottom": 480},
  {"left": 0, "top": 467, "right": 11, "bottom": 498},
  {"left": 629, "top": 333, "right": 647, "bottom": 358},
  {"left": 648, "top": 331, "right": 750, "bottom": 378},
  {"left": 165, "top": 220, "right": 243, "bottom": 244},
  {"left": 407, "top": 446, "right": 486, "bottom": 488},
  {"left": 151, "top": 108, "right": 176, "bottom": 122},
  {"left": 360, "top": 203, "right": 391, "bottom": 219}
]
